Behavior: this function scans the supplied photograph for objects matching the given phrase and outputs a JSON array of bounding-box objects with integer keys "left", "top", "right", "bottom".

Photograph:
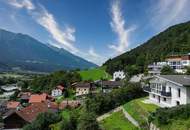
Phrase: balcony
[
  {"left": 143, "top": 86, "right": 151, "bottom": 92},
  {"left": 161, "top": 91, "right": 171, "bottom": 97}
]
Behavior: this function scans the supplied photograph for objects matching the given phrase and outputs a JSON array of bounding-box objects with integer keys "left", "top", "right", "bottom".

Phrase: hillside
[
  {"left": 104, "top": 21, "right": 190, "bottom": 75},
  {"left": 0, "top": 29, "right": 97, "bottom": 72},
  {"left": 79, "top": 67, "right": 112, "bottom": 81}
]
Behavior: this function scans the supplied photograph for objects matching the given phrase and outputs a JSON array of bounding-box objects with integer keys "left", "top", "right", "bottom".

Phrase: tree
[
  {"left": 77, "top": 111, "right": 99, "bottom": 130},
  {"left": 161, "top": 65, "right": 175, "bottom": 75},
  {"left": 125, "top": 65, "right": 140, "bottom": 77}
]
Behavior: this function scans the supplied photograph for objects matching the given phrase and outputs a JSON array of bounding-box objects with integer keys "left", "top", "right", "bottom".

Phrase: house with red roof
[{"left": 3, "top": 102, "right": 57, "bottom": 129}]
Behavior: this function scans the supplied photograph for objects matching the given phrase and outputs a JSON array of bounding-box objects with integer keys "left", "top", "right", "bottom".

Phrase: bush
[
  {"left": 149, "top": 104, "right": 190, "bottom": 126},
  {"left": 161, "top": 65, "right": 175, "bottom": 75}
]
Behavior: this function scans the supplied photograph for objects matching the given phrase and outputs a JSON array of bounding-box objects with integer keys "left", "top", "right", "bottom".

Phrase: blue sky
[{"left": 0, "top": 0, "right": 190, "bottom": 65}]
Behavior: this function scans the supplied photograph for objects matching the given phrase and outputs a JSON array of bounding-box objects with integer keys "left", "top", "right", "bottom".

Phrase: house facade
[
  {"left": 73, "top": 82, "right": 94, "bottom": 97},
  {"left": 113, "top": 71, "right": 125, "bottom": 81},
  {"left": 143, "top": 75, "right": 190, "bottom": 107},
  {"left": 165, "top": 53, "right": 190, "bottom": 73}
]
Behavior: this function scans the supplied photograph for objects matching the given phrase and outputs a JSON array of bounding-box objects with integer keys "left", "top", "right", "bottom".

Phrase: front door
[{"left": 158, "top": 96, "right": 161, "bottom": 103}]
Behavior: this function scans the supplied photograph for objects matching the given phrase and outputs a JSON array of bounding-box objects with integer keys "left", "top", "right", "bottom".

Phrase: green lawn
[
  {"left": 100, "top": 111, "right": 138, "bottom": 130},
  {"left": 79, "top": 67, "right": 112, "bottom": 81},
  {"left": 123, "top": 97, "right": 159, "bottom": 126}
]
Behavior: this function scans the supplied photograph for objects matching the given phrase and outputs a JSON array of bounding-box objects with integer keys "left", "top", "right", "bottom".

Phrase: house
[
  {"left": 29, "top": 93, "right": 47, "bottom": 103},
  {"left": 113, "top": 70, "right": 125, "bottom": 81},
  {"left": 51, "top": 85, "right": 64, "bottom": 97},
  {"left": 0, "top": 84, "right": 20, "bottom": 98},
  {"left": 143, "top": 75, "right": 190, "bottom": 107},
  {"left": 7, "top": 101, "right": 20, "bottom": 109},
  {"left": 73, "top": 82, "right": 95, "bottom": 97},
  {"left": 148, "top": 62, "right": 167, "bottom": 75},
  {"left": 165, "top": 53, "right": 190, "bottom": 73},
  {"left": 101, "top": 81, "right": 123, "bottom": 93},
  {"left": 3, "top": 103, "right": 49, "bottom": 129}
]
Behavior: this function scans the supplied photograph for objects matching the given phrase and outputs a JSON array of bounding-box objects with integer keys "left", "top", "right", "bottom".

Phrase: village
[{"left": 0, "top": 52, "right": 190, "bottom": 130}]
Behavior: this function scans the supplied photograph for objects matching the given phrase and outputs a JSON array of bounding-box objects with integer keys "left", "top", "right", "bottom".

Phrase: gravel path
[
  {"left": 122, "top": 107, "right": 140, "bottom": 127},
  {"left": 97, "top": 106, "right": 140, "bottom": 128}
]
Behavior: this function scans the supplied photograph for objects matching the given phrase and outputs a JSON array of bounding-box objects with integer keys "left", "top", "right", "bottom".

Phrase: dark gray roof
[
  {"left": 158, "top": 75, "right": 190, "bottom": 87},
  {"left": 102, "top": 81, "right": 123, "bottom": 87}
]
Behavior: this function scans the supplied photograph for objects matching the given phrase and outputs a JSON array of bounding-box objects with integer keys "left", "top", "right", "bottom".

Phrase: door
[{"left": 158, "top": 96, "right": 161, "bottom": 103}]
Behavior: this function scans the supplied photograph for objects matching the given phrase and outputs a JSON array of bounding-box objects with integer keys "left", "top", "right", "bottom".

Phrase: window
[
  {"left": 163, "top": 98, "right": 166, "bottom": 102},
  {"left": 176, "top": 101, "right": 180, "bottom": 106},
  {"left": 153, "top": 94, "right": 155, "bottom": 98},
  {"left": 169, "top": 87, "right": 171, "bottom": 92},
  {"left": 178, "top": 88, "right": 181, "bottom": 98}
]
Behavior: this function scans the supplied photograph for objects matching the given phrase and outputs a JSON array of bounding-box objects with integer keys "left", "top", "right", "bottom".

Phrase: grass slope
[
  {"left": 123, "top": 97, "right": 159, "bottom": 127},
  {"left": 100, "top": 111, "right": 138, "bottom": 130},
  {"left": 79, "top": 67, "right": 112, "bottom": 81}
]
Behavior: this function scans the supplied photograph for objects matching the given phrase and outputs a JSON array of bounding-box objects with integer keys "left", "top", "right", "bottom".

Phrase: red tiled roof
[
  {"left": 7, "top": 101, "right": 20, "bottom": 109},
  {"left": 29, "top": 93, "right": 47, "bottom": 103},
  {"left": 17, "top": 103, "right": 48, "bottom": 123}
]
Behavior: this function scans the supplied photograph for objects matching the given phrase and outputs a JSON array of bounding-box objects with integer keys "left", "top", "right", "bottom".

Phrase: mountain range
[{"left": 0, "top": 29, "right": 97, "bottom": 72}]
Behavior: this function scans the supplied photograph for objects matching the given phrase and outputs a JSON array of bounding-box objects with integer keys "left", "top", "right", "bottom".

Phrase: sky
[{"left": 0, "top": 0, "right": 190, "bottom": 65}]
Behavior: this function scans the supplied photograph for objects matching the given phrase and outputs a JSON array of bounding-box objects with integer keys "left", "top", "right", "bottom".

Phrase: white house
[
  {"left": 143, "top": 75, "right": 190, "bottom": 107},
  {"left": 51, "top": 85, "right": 64, "bottom": 97},
  {"left": 165, "top": 53, "right": 190, "bottom": 73},
  {"left": 113, "top": 71, "right": 125, "bottom": 81},
  {"left": 148, "top": 62, "right": 167, "bottom": 75}
]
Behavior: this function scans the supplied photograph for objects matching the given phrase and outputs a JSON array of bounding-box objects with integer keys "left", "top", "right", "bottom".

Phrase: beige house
[{"left": 73, "top": 82, "right": 94, "bottom": 97}]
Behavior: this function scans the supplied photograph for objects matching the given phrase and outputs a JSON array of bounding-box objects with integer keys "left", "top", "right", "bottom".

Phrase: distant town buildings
[
  {"left": 143, "top": 75, "right": 190, "bottom": 107},
  {"left": 113, "top": 70, "right": 125, "bottom": 81}
]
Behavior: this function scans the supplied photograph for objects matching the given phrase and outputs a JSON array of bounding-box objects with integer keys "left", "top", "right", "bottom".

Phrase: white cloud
[
  {"left": 109, "top": 0, "right": 135, "bottom": 55},
  {"left": 8, "top": 0, "right": 35, "bottom": 10},
  {"left": 150, "top": 0, "right": 190, "bottom": 32},
  {"left": 34, "top": 7, "right": 79, "bottom": 53}
]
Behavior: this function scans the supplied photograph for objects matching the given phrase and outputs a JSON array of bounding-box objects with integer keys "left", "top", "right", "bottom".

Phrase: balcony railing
[
  {"left": 143, "top": 86, "right": 151, "bottom": 92},
  {"left": 161, "top": 91, "right": 171, "bottom": 97},
  {"left": 143, "top": 86, "right": 171, "bottom": 97}
]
